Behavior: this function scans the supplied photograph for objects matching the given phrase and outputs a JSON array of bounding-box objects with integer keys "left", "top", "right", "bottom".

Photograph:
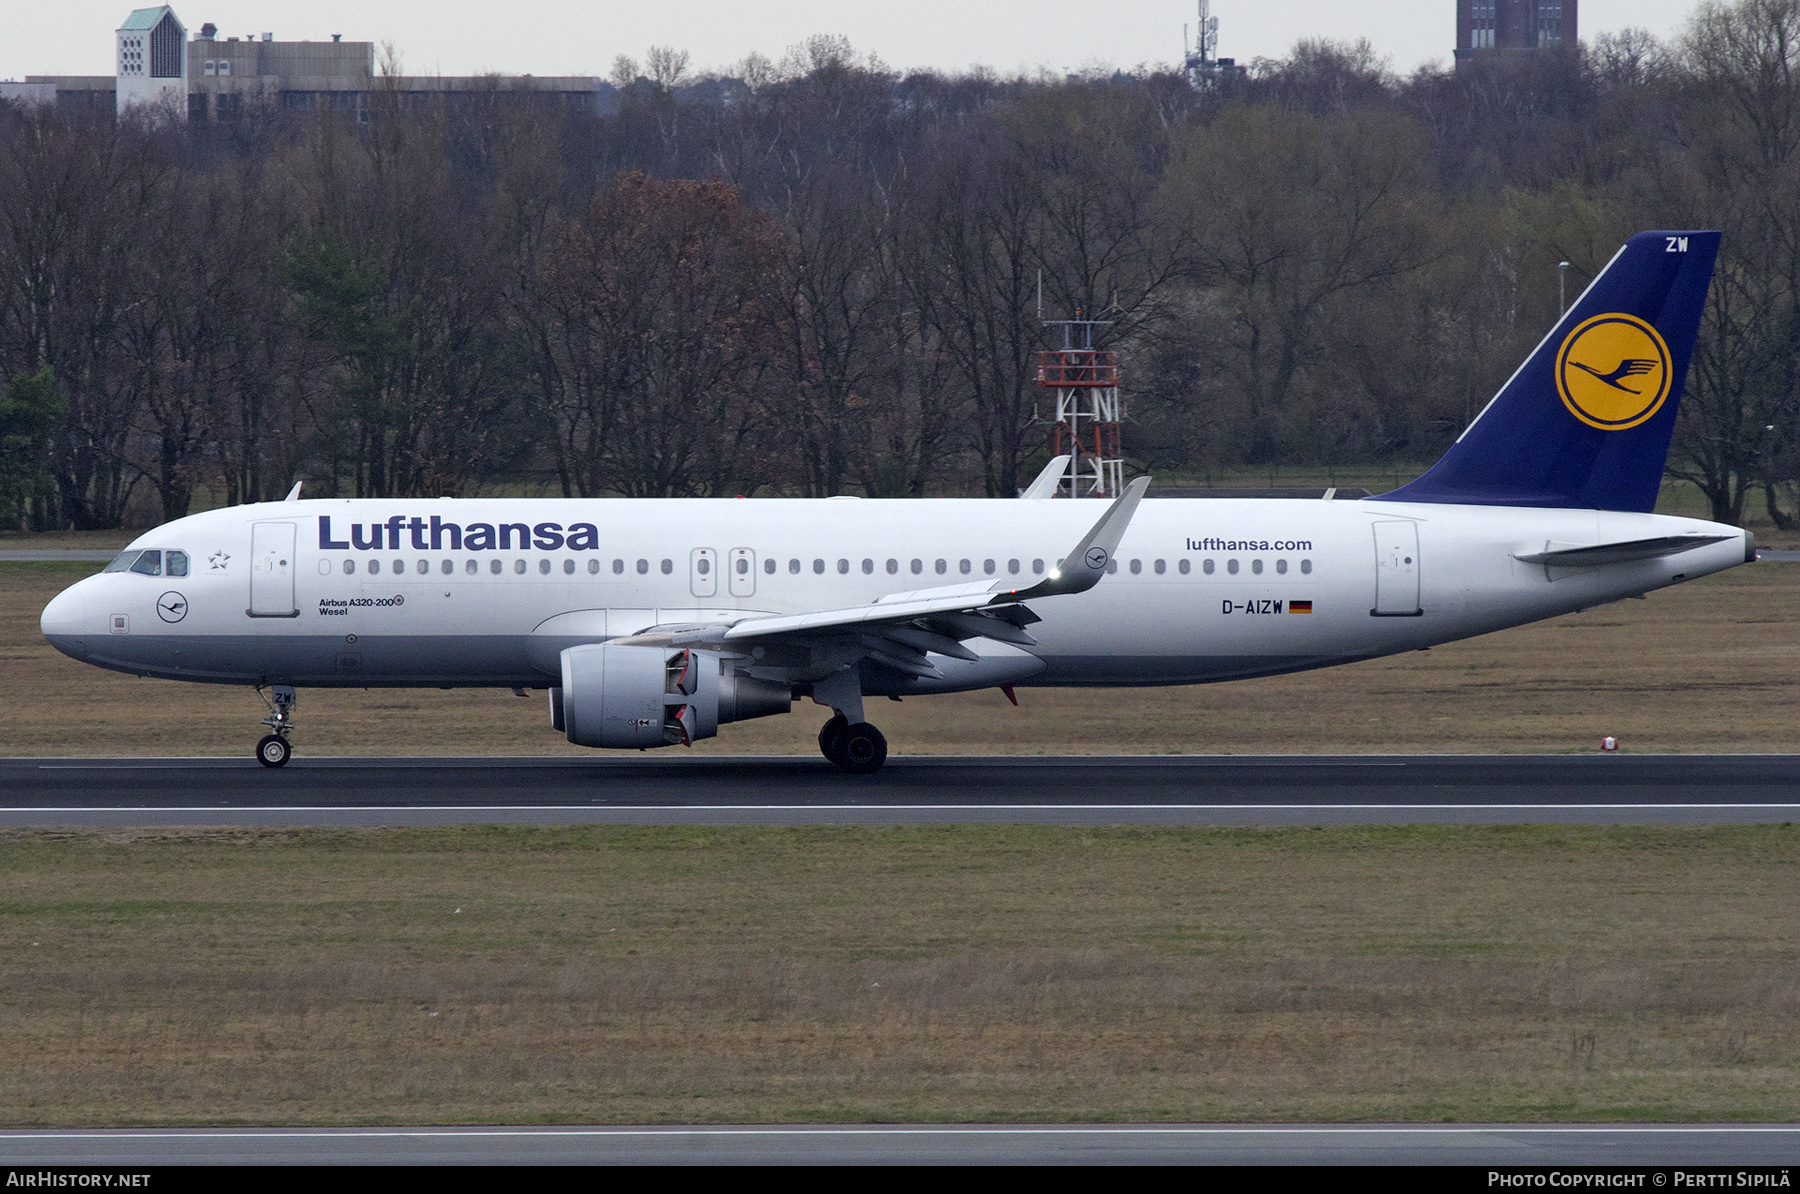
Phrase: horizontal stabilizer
[{"left": 1514, "top": 534, "right": 1733, "bottom": 567}]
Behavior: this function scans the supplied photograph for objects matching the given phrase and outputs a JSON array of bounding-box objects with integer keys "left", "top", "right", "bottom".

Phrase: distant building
[
  {"left": 4, "top": 5, "right": 605, "bottom": 122},
  {"left": 115, "top": 6, "right": 187, "bottom": 117},
  {"left": 1454, "top": 0, "right": 1577, "bottom": 61}
]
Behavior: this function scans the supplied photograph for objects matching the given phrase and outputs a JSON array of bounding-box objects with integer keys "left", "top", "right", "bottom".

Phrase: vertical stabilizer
[{"left": 1377, "top": 230, "right": 1719, "bottom": 512}]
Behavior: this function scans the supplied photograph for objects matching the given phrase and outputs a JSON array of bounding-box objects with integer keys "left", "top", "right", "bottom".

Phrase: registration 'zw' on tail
[{"left": 1379, "top": 231, "right": 1720, "bottom": 513}]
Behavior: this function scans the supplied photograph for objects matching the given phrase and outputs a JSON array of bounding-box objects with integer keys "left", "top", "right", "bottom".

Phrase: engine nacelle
[{"left": 556, "top": 644, "right": 791, "bottom": 749}]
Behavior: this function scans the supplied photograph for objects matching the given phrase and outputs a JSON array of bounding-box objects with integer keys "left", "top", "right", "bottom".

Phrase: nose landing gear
[{"left": 255, "top": 684, "right": 296, "bottom": 768}]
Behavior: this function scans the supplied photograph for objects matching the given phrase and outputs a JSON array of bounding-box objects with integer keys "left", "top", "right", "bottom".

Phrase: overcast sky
[{"left": 6, "top": 1, "right": 1705, "bottom": 83}]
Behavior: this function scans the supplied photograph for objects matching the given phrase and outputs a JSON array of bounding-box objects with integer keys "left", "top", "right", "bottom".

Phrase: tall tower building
[
  {"left": 115, "top": 5, "right": 186, "bottom": 116},
  {"left": 1454, "top": 0, "right": 1576, "bottom": 60}
]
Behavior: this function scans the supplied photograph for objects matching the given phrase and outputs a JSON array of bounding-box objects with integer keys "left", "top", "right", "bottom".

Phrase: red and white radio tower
[{"left": 1037, "top": 317, "right": 1124, "bottom": 498}]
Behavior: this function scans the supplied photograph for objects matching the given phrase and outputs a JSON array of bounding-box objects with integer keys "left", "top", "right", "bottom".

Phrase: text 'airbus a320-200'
[{"left": 41, "top": 231, "right": 1752, "bottom": 772}]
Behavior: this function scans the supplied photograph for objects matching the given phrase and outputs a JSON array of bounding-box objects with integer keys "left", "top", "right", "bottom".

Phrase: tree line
[{"left": 1, "top": 0, "right": 1797, "bottom": 529}]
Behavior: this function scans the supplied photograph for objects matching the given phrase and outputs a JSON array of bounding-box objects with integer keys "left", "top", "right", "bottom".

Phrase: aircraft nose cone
[{"left": 40, "top": 582, "right": 90, "bottom": 659}]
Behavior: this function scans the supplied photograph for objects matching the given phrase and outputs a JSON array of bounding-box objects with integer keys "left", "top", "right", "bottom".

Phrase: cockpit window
[
  {"left": 129, "top": 551, "right": 162, "bottom": 576},
  {"left": 165, "top": 550, "right": 188, "bottom": 577},
  {"left": 103, "top": 550, "right": 141, "bottom": 573}
]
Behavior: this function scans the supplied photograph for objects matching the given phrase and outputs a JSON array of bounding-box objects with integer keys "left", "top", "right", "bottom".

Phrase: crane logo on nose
[
  {"left": 157, "top": 592, "right": 188, "bottom": 623},
  {"left": 1556, "top": 313, "right": 1672, "bottom": 431}
]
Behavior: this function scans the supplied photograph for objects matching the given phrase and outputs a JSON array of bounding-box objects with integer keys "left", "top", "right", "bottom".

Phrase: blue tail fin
[{"left": 1377, "top": 230, "right": 1719, "bottom": 513}]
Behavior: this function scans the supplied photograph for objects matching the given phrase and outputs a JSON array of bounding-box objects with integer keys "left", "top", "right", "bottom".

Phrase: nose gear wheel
[{"left": 254, "top": 684, "right": 297, "bottom": 767}]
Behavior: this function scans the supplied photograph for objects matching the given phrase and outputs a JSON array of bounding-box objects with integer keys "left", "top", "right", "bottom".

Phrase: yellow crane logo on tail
[{"left": 1555, "top": 313, "right": 1672, "bottom": 431}]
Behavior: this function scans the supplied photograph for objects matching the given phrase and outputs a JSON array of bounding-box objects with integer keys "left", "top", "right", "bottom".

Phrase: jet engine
[{"left": 554, "top": 644, "right": 792, "bottom": 748}]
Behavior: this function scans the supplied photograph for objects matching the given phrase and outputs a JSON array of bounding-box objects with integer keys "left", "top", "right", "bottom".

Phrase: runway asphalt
[
  {"left": 2, "top": 1124, "right": 1798, "bottom": 1166},
  {"left": 2, "top": 754, "right": 1798, "bottom": 826}
]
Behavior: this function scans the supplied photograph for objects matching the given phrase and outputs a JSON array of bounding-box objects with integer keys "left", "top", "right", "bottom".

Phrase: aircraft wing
[{"left": 616, "top": 478, "right": 1150, "bottom": 679}]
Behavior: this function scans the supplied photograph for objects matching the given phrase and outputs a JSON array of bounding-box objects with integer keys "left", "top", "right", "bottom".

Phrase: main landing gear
[
  {"left": 818, "top": 713, "right": 888, "bottom": 774},
  {"left": 255, "top": 684, "right": 296, "bottom": 768}
]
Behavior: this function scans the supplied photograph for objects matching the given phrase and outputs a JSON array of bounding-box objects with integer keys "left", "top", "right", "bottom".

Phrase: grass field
[
  {"left": 2, "top": 823, "right": 1796, "bottom": 1126},
  {"left": 2, "top": 556, "right": 1796, "bottom": 757}
]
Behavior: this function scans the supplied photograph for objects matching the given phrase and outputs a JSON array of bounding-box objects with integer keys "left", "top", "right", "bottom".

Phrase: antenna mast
[{"left": 1184, "top": 1, "right": 1233, "bottom": 85}]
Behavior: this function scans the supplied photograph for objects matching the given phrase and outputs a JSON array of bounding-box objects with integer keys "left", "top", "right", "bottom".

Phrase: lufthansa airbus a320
[{"left": 40, "top": 231, "right": 1749, "bottom": 772}]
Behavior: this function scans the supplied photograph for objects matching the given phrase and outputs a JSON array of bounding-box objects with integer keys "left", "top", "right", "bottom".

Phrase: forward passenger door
[{"left": 248, "top": 522, "right": 298, "bottom": 617}]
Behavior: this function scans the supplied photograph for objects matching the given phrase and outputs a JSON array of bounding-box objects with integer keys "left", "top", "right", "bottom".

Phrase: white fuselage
[{"left": 40, "top": 496, "right": 1750, "bottom": 691}]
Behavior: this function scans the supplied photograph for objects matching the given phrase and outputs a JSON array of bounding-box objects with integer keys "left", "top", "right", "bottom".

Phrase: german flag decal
[{"left": 1289, "top": 600, "right": 1313, "bottom": 614}]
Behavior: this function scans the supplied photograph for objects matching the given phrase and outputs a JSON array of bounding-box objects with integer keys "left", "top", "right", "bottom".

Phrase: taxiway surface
[{"left": 1, "top": 754, "right": 1797, "bottom": 826}]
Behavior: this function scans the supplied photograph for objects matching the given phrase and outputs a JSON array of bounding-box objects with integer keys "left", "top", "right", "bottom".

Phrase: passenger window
[
  {"left": 1251, "top": 559, "right": 1263, "bottom": 575},
  {"left": 1301, "top": 559, "right": 1313, "bottom": 574},
  {"left": 103, "top": 550, "right": 140, "bottom": 573},
  {"left": 1129, "top": 559, "right": 1142, "bottom": 574},
  {"left": 393, "top": 558, "right": 404, "bottom": 574},
  {"left": 862, "top": 559, "right": 874, "bottom": 574},
  {"left": 886, "top": 559, "right": 898, "bottom": 575},
  {"left": 515, "top": 559, "right": 527, "bottom": 575},
  {"left": 343, "top": 559, "right": 356, "bottom": 575},
  {"left": 587, "top": 559, "right": 600, "bottom": 575},
  {"left": 369, "top": 559, "right": 381, "bottom": 575},
  {"left": 412, "top": 559, "right": 425, "bottom": 575},
  {"left": 470, "top": 560, "right": 481, "bottom": 575},
  {"left": 1154, "top": 559, "right": 1166, "bottom": 574},
  {"left": 789, "top": 559, "right": 801, "bottom": 574},
  {"left": 935, "top": 559, "right": 946, "bottom": 575},
  {"left": 1203, "top": 559, "right": 1214, "bottom": 575},
  {"left": 813, "top": 559, "right": 825, "bottom": 575},
  {"left": 697, "top": 557, "right": 711, "bottom": 575},
  {"left": 1178, "top": 559, "right": 1190, "bottom": 575},
  {"left": 660, "top": 559, "right": 673, "bottom": 575},
  {"left": 490, "top": 559, "right": 502, "bottom": 575},
  {"left": 1276, "top": 559, "right": 1288, "bottom": 575},
  {"left": 911, "top": 559, "right": 922, "bottom": 575},
  {"left": 539, "top": 559, "right": 551, "bottom": 575},
  {"left": 441, "top": 559, "right": 454, "bottom": 575},
  {"left": 737, "top": 557, "right": 750, "bottom": 575},
  {"left": 1227, "top": 559, "right": 1239, "bottom": 575},
  {"left": 1008, "top": 559, "right": 1020, "bottom": 575},
  {"left": 959, "top": 559, "right": 971, "bottom": 574},
  {"left": 613, "top": 559, "right": 625, "bottom": 574},
  {"left": 636, "top": 559, "right": 649, "bottom": 575},
  {"left": 165, "top": 551, "right": 189, "bottom": 577},
  {"left": 130, "top": 551, "right": 162, "bottom": 576},
  {"left": 1032, "top": 559, "right": 1044, "bottom": 575},
  {"left": 837, "top": 559, "right": 849, "bottom": 574},
  {"left": 563, "top": 559, "right": 575, "bottom": 575},
  {"left": 764, "top": 558, "right": 776, "bottom": 575},
  {"left": 984, "top": 559, "right": 995, "bottom": 575},
  {"left": 1107, "top": 560, "right": 1118, "bottom": 575}
]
